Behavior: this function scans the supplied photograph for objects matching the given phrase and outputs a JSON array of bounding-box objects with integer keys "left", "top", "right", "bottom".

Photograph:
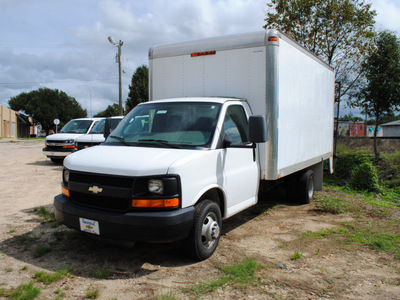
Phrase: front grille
[
  {"left": 70, "top": 191, "right": 130, "bottom": 211},
  {"left": 69, "top": 172, "right": 134, "bottom": 188},
  {"left": 45, "top": 146, "right": 72, "bottom": 152},
  {"left": 68, "top": 171, "right": 134, "bottom": 212},
  {"left": 76, "top": 142, "right": 96, "bottom": 150},
  {"left": 47, "top": 140, "right": 66, "bottom": 144}
]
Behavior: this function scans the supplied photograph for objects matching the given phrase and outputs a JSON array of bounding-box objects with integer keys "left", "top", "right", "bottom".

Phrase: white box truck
[{"left": 54, "top": 30, "right": 335, "bottom": 260}]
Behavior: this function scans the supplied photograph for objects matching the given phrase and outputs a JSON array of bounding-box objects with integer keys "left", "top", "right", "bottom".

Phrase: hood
[
  {"left": 45, "top": 133, "right": 83, "bottom": 142},
  {"left": 75, "top": 134, "right": 105, "bottom": 144},
  {"left": 64, "top": 145, "right": 203, "bottom": 177}
]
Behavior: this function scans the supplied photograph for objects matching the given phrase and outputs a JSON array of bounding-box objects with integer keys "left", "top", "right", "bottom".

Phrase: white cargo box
[{"left": 149, "top": 30, "right": 335, "bottom": 180}]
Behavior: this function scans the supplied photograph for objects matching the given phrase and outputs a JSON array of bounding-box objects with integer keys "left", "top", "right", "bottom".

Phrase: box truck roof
[{"left": 148, "top": 97, "right": 242, "bottom": 105}]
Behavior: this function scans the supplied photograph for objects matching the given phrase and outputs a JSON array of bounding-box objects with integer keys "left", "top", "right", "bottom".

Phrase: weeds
[
  {"left": 291, "top": 251, "right": 302, "bottom": 260},
  {"left": 34, "top": 206, "right": 57, "bottom": 223},
  {"left": 94, "top": 261, "right": 111, "bottom": 279},
  {"left": 186, "top": 258, "right": 262, "bottom": 298},
  {"left": 154, "top": 291, "right": 178, "bottom": 300},
  {"left": 85, "top": 286, "right": 100, "bottom": 299},
  {"left": 314, "top": 195, "right": 350, "bottom": 214},
  {"left": 7, "top": 282, "right": 41, "bottom": 300},
  {"left": 33, "top": 245, "right": 52, "bottom": 258},
  {"left": 34, "top": 269, "right": 70, "bottom": 285}
]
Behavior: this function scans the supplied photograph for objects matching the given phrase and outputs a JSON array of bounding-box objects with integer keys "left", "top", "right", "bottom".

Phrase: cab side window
[{"left": 223, "top": 105, "right": 249, "bottom": 145}]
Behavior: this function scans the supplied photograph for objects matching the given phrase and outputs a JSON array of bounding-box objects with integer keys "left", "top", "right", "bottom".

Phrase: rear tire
[
  {"left": 298, "top": 170, "right": 314, "bottom": 204},
  {"left": 186, "top": 200, "right": 222, "bottom": 261}
]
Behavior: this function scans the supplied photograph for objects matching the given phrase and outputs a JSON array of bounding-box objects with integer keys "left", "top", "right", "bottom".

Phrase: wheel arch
[{"left": 196, "top": 188, "right": 226, "bottom": 218}]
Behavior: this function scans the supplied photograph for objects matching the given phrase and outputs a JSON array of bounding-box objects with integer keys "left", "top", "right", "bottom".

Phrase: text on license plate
[{"left": 79, "top": 217, "right": 100, "bottom": 235}]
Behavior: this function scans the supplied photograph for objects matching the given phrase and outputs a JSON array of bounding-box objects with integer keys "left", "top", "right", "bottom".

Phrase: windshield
[
  {"left": 89, "top": 118, "right": 122, "bottom": 134},
  {"left": 60, "top": 120, "right": 93, "bottom": 134},
  {"left": 89, "top": 120, "right": 104, "bottom": 134},
  {"left": 105, "top": 102, "right": 221, "bottom": 148}
]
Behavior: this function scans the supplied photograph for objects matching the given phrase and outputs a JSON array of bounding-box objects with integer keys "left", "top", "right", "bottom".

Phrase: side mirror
[
  {"left": 103, "top": 118, "right": 111, "bottom": 139},
  {"left": 248, "top": 115, "right": 267, "bottom": 143}
]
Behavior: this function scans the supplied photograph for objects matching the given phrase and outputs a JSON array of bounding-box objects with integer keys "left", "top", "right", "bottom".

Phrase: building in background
[
  {"left": 381, "top": 120, "right": 400, "bottom": 137},
  {"left": 0, "top": 105, "right": 35, "bottom": 138},
  {"left": 335, "top": 121, "right": 366, "bottom": 137}
]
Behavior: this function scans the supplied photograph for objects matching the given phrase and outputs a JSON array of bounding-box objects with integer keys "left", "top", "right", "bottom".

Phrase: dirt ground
[{"left": 0, "top": 139, "right": 399, "bottom": 299}]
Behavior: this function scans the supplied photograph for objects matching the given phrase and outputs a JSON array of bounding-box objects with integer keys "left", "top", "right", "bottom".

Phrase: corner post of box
[{"left": 265, "top": 29, "right": 280, "bottom": 179}]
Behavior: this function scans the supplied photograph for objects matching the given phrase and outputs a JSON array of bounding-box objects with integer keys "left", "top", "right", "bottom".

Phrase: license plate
[{"left": 79, "top": 217, "right": 100, "bottom": 235}]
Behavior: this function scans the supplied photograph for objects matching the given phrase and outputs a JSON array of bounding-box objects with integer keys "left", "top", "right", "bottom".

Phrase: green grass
[
  {"left": 14, "top": 233, "right": 39, "bottom": 245},
  {"left": 8, "top": 282, "right": 41, "bottom": 300},
  {"left": 186, "top": 258, "right": 262, "bottom": 298},
  {"left": 85, "top": 287, "right": 100, "bottom": 299},
  {"left": 291, "top": 251, "right": 302, "bottom": 260},
  {"left": 314, "top": 194, "right": 351, "bottom": 214},
  {"left": 154, "top": 291, "right": 178, "bottom": 300},
  {"left": 34, "top": 269, "right": 70, "bottom": 285},
  {"left": 94, "top": 261, "right": 111, "bottom": 279},
  {"left": 33, "top": 245, "right": 52, "bottom": 258},
  {"left": 34, "top": 206, "right": 57, "bottom": 223}
]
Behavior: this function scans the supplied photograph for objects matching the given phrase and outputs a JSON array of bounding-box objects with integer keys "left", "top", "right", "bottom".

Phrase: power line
[{"left": 0, "top": 78, "right": 118, "bottom": 85}]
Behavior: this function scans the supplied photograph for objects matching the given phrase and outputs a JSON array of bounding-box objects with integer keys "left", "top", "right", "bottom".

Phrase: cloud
[{"left": 372, "top": 0, "right": 400, "bottom": 33}]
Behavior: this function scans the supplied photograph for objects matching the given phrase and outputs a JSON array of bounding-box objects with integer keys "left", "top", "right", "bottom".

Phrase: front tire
[{"left": 187, "top": 200, "right": 222, "bottom": 261}]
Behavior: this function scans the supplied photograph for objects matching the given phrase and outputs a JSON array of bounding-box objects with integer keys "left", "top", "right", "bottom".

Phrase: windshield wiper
[
  {"left": 138, "top": 139, "right": 182, "bottom": 149},
  {"left": 109, "top": 135, "right": 129, "bottom": 146}
]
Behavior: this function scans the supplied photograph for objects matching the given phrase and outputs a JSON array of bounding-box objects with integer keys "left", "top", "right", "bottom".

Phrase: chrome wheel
[{"left": 201, "top": 212, "right": 220, "bottom": 249}]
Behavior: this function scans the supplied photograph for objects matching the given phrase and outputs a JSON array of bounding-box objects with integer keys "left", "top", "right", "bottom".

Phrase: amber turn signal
[
  {"left": 132, "top": 198, "right": 179, "bottom": 208},
  {"left": 62, "top": 185, "right": 70, "bottom": 197}
]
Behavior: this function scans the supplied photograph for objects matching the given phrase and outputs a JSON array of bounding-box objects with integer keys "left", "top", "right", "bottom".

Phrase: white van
[
  {"left": 75, "top": 116, "right": 123, "bottom": 150},
  {"left": 43, "top": 118, "right": 101, "bottom": 163}
]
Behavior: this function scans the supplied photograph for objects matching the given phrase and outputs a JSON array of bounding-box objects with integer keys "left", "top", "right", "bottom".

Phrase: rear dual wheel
[{"left": 286, "top": 170, "right": 315, "bottom": 204}]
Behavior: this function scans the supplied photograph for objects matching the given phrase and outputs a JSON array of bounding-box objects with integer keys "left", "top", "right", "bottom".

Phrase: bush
[
  {"left": 350, "top": 162, "right": 380, "bottom": 192},
  {"left": 334, "top": 151, "right": 371, "bottom": 181}
]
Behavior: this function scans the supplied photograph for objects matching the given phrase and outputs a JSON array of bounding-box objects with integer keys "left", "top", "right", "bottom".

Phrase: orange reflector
[
  {"left": 268, "top": 37, "right": 278, "bottom": 42},
  {"left": 62, "top": 185, "right": 70, "bottom": 197},
  {"left": 63, "top": 145, "right": 75, "bottom": 149},
  {"left": 132, "top": 198, "right": 179, "bottom": 208}
]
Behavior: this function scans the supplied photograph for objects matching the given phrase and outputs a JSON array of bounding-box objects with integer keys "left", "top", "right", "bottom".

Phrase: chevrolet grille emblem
[{"left": 88, "top": 186, "right": 103, "bottom": 194}]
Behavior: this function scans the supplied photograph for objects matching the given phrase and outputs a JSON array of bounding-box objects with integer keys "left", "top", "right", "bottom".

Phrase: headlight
[
  {"left": 63, "top": 169, "right": 70, "bottom": 183},
  {"left": 148, "top": 179, "right": 163, "bottom": 194},
  {"left": 64, "top": 140, "right": 74, "bottom": 145}
]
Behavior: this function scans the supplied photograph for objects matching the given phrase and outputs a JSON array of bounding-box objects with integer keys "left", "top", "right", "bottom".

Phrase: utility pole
[
  {"left": 108, "top": 36, "right": 124, "bottom": 116},
  {"left": 334, "top": 81, "right": 341, "bottom": 165}
]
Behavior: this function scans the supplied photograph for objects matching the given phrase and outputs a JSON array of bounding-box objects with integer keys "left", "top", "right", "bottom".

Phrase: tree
[
  {"left": 125, "top": 65, "right": 149, "bottom": 113},
  {"left": 94, "top": 104, "right": 121, "bottom": 117},
  {"left": 265, "top": 0, "right": 376, "bottom": 98},
  {"left": 8, "top": 88, "right": 87, "bottom": 134},
  {"left": 352, "top": 31, "right": 400, "bottom": 157},
  {"left": 264, "top": 0, "right": 376, "bottom": 158}
]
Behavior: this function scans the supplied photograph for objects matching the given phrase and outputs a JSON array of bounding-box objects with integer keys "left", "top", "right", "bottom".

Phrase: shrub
[
  {"left": 333, "top": 151, "right": 371, "bottom": 183},
  {"left": 350, "top": 162, "right": 380, "bottom": 192}
]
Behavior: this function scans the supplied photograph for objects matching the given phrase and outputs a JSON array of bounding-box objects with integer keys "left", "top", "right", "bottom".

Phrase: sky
[{"left": 0, "top": 0, "right": 399, "bottom": 117}]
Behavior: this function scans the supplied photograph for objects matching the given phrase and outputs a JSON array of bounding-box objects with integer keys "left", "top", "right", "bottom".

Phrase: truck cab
[
  {"left": 43, "top": 118, "right": 100, "bottom": 163},
  {"left": 55, "top": 97, "right": 265, "bottom": 260},
  {"left": 75, "top": 116, "right": 123, "bottom": 150}
]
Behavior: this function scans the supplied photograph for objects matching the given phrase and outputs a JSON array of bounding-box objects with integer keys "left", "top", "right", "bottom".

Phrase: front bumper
[
  {"left": 43, "top": 148, "right": 75, "bottom": 158},
  {"left": 54, "top": 194, "right": 194, "bottom": 243}
]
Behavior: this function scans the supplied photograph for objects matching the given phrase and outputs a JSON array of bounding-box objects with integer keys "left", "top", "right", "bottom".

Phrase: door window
[{"left": 223, "top": 105, "right": 249, "bottom": 145}]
